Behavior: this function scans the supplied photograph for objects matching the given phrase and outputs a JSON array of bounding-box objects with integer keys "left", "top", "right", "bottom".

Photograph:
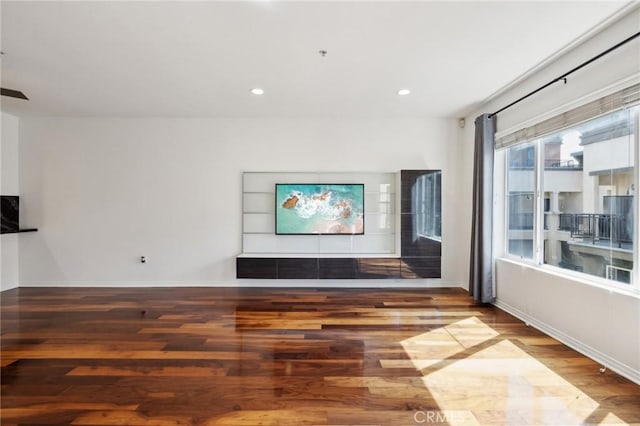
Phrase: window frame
[
  {"left": 503, "top": 141, "right": 539, "bottom": 263},
  {"left": 415, "top": 171, "right": 442, "bottom": 242},
  {"left": 500, "top": 105, "right": 640, "bottom": 293}
]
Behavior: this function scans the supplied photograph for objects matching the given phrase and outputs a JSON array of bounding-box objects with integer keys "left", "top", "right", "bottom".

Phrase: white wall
[
  {"left": 18, "top": 117, "right": 463, "bottom": 286},
  {"left": 583, "top": 135, "right": 635, "bottom": 175},
  {"left": 543, "top": 170, "right": 583, "bottom": 193},
  {"left": 1, "top": 112, "right": 20, "bottom": 291},
  {"left": 460, "top": 6, "right": 640, "bottom": 384},
  {"left": 496, "top": 259, "right": 640, "bottom": 384}
]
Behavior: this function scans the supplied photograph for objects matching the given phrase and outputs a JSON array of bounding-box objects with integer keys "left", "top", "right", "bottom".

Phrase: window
[
  {"left": 504, "top": 106, "right": 638, "bottom": 287},
  {"left": 507, "top": 143, "right": 536, "bottom": 259},
  {"left": 414, "top": 171, "right": 441, "bottom": 241}
]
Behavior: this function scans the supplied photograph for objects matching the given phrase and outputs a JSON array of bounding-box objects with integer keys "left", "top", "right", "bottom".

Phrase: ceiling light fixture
[
  {"left": 251, "top": 88, "right": 264, "bottom": 95},
  {"left": 397, "top": 89, "right": 411, "bottom": 96}
]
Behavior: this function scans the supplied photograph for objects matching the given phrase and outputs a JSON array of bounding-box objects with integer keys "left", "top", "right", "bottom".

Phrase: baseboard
[
  {"left": 494, "top": 299, "right": 640, "bottom": 386},
  {"left": 1, "top": 282, "right": 19, "bottom": 292},
  {"left": 16, "top": 279, "right": 464, "bottom": 289}
]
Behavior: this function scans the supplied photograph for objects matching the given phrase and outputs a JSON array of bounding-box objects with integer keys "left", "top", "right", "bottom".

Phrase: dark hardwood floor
[{"left": 1, "top": 287, "right": 639, "bottom": 425}]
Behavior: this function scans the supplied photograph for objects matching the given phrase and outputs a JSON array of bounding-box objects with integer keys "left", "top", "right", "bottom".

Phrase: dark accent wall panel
[
  {"left": 400, "top": 257, "right": 441, "bottom": 278},
  {"left": 355, "top": 258, "right": 401, "bottom": 279},
  {"left": 400, "top": 170, "right": 442, "bottom": 277},
  {"left": 1, "top": 195, "right": 19, "bottom": 234},
  {"left": 236, "top": 256, "right": 438, "bottom": 279},
  {"left": 278, "top": 258, "right": 319, "bottom": 279},
  {"left": 400, "top": 214, "right": 442, "bottom": 257},
  {"left": 319, "top": 258, "right": 357, "bottom": 279},
  {"left": 237, "top": 258, "right": 277, "bottom": 279}
]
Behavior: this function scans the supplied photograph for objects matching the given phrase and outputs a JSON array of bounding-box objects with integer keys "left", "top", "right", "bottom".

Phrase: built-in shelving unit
[{"left": 238, "top": 170, "right": 442, "bottom": 280}]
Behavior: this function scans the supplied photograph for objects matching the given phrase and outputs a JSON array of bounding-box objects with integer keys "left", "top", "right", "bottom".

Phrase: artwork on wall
[{"left": 275, "top": 183, "right": 364, "bottom": 235}]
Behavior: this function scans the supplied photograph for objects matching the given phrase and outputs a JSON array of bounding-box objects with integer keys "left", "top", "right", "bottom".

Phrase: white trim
[
  {"left": 494, "top": 298, "right": 640, "bottom": 386},
  {"left": 535, "top": 141, "right": 544, "bottom": 265},
  {"left": 634, "top": 106, "right": 640, "bottom": 290},
  {"left": 606, "top": 264, "right": 633, "bottom": 284},
  {"left": 495, "top": 74, "right": 640, "bottom": 141},
  {"left": 237, "top": 252, "right": 400, "bottom": 258},
  {"left": 15, "top": 279, "right": 464, "bottom": 289}
]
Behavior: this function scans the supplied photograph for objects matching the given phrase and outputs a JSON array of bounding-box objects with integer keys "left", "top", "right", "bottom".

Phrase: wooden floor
[{"left": 1, "top": 287, "right": 639, "bottom": 425}]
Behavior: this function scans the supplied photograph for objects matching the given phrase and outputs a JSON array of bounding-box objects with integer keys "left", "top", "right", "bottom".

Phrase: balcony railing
[
  {"left": 513, "top": 211, "right": 633, "bottom": 248},
  {"left": 544, "top": 159, "right": 582, "bottom": 169},
  {"left": 509, "top": 160, "right": 583, "bottom": 171},
  {"left": 558, "top": 213, "right": 573, "bottom": 231},
  {"left": 558, "top": 213, "right": 633, "bottom": 248}
]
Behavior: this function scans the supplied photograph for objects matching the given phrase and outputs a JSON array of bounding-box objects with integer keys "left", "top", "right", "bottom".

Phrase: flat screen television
[{"left": 275, "top": 183, "right": 364, "bottom": 235}]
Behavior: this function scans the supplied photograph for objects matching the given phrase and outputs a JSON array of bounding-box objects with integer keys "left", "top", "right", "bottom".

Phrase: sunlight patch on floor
[
  {"left": 400, "top": 317, "right": 625, "bottom": 425},
  {"left": 399, "top": 316, "right": 498, "bottom": 369}
]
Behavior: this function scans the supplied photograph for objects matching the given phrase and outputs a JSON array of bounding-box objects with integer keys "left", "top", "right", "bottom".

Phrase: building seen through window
[{"left": 507, "top": 107, "right": 636, "bottom": 284}]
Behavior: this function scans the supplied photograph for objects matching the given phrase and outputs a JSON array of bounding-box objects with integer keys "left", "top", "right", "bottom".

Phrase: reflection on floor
[{"left": 1, "top": 287, "right": 639, "bottom": 425}]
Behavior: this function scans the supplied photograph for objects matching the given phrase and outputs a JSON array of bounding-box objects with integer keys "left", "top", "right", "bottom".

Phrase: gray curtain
[{"left": 469, "top": 114, "right": 496, "bottom": 303}]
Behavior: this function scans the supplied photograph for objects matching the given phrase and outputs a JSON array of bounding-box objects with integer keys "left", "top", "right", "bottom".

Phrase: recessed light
[
  {"left": 251, "top": 88, "right": 264, "bottom": 95},
  {"left": 397, "top": 89, "right": 411, "bottom": 96}
]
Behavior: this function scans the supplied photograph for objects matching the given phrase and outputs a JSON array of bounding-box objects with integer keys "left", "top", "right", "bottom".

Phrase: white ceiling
[{"left": 0, "top": 1, "right": 630, "bottom": 118}]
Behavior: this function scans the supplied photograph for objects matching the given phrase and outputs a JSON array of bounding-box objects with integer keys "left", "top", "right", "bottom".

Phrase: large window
[{"left": 504, "top": 105, "right": 638, "bottom": 287}]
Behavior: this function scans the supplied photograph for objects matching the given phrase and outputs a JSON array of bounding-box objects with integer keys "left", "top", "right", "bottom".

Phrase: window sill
[{"left": 497, "top": 257, "right": 640, "bottom": 299}]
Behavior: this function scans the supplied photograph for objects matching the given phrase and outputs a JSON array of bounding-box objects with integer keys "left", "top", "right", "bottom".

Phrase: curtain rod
[{"left": 488, "top": 31, "right": 640, "bottom": 119}]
